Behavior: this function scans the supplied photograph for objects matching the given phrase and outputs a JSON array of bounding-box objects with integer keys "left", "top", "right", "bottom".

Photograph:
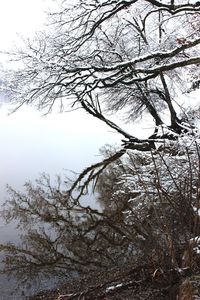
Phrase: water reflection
[{"left": 0, "top": 102, "right": 121, "bottom": 297}]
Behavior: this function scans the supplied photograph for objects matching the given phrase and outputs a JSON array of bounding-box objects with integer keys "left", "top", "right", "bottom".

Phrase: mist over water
[
  {"left": 0, "top": 103, "right": 120, "bottom": 197},
  {"left": 0, "top": 100, "right": 122, "bottom": 297}
]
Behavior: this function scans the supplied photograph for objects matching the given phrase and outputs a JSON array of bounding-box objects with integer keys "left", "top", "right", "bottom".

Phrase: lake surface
[
  {"left": 0, "top": 102, "right": 122, "bottom": 297},
  {"left": 0, "top": 100, "right": 155, "bottom": 296}
]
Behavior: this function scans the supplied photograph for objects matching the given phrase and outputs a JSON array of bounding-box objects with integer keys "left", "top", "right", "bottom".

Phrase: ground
[{"left": 28, "top": 261, "right": 200, "bottom": 300}]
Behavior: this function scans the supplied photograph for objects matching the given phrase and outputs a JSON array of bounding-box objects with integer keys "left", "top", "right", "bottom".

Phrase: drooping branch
[
  {"left": 160, "top": 72, "right": 181, "bottom": 131},
  {"left": 135, "top": 83, "right": 163, "bottom": 127},
  {"left": 80, "top": 94, "right": 133, "bottom": 140}
]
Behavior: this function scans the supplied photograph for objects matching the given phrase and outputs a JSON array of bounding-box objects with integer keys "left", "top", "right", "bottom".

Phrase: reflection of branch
[
  {"left": 68, "top": 148, "right": 126, "bottom": 199},
  {"left": 68, "top": 120, "right": 197, "bottom": 200}
]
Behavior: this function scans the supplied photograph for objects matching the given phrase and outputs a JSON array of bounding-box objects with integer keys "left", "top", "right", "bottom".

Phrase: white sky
[
  {"left": 0, "top": 0, "right": 51, "bottom": 66},
  {"left": 0, "top": 0, "right": 47, "bottom": 48}
]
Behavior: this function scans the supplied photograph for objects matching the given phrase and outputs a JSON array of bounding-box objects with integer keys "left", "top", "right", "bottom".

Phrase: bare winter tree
[
  {"left": 1, "top": 0, "right": 200, "bottom": 295},
  {"left": 6, "top": 0, "right": 200, "bottom": 148},
  {"left": 2, "top": 0, "right": 199, "bottom": 196}
]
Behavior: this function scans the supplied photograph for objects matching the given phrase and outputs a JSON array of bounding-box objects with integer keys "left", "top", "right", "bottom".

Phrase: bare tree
[
  {"left": 5, "top": 0, "right": 200, "bottom": 150},
  {"left": 3, "top": 0, "right": 199, "bottom": 197},
  {"left": 1, "top": 0, "right": 200, "bottom": 294}
]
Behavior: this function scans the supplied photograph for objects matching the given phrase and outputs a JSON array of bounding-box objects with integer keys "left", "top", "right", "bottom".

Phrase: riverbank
[{"left": 28, "top": 262, "right": 200, "bottom": 300}]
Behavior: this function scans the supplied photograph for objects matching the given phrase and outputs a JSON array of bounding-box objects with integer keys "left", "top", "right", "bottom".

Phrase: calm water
[{"left": 0, "top": 102, "right": 121, "bottom": 297}]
